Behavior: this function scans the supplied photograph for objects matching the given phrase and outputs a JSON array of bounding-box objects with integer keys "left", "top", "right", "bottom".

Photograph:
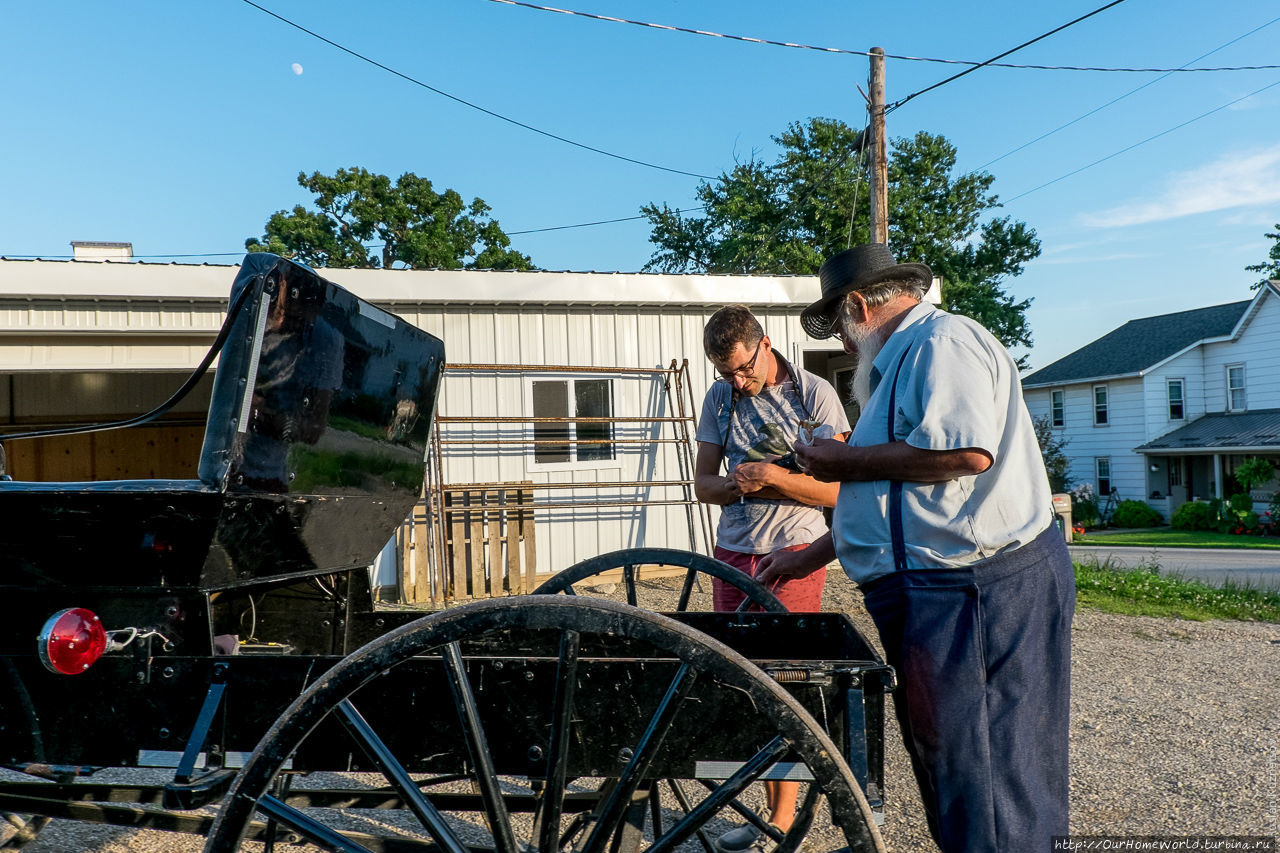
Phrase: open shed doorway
[{"left": 801, "top": 348, "right": 861, "bottom": 429}]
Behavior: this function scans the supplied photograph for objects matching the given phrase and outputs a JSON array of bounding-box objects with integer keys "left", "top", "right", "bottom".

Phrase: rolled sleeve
[{"left": 901, "top": 334, "right": 1001, "bottom": 457}]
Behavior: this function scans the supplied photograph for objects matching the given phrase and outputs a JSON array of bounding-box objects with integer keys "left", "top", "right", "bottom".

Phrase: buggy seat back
[{"left": 0, "top": 254, "right": 445, "bottom": 590}]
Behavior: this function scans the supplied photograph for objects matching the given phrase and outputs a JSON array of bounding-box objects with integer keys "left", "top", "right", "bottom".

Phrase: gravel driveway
[{"left": 19, "top": 567, "right": 1280, "bottom": 852}]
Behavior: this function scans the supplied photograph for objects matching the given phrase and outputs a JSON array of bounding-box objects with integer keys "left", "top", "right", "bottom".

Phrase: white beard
[{"left": 839, "top": 310, "right": 886, "bottom": 409}]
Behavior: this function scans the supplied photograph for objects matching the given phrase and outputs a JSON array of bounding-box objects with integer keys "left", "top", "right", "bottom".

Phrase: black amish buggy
[{"left": 0, "top": 254, "right": 894, "bottom": 852}]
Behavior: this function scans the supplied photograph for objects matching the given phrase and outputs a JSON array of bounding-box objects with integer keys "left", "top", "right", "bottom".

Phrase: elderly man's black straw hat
[{"left": 801, "top": 244, "right": 932, "bottom": 339}]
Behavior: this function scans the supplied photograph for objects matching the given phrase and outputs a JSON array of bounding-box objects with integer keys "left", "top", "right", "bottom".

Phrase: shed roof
[
  {"left": 1135, "top": 408, "right": 1280, "bottom": 454},
  {"left": 0, "top": 257, "right": 821, "bottom": 308},
  {"left": 1022, "top": 299, "right": 1251, "bottom": 388}
]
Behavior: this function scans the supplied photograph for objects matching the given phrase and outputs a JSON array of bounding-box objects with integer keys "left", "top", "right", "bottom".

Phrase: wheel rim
[
  {"left": 205, "top": 597, "right": 883, "bottom": 853},
  {"left": 532, "top": 548, "right": 787, "bottom": 613}
]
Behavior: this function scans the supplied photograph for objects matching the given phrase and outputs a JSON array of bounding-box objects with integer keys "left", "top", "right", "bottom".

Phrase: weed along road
[{"left": 1068, "top": 544, "right": 1280, "bottom": 589}]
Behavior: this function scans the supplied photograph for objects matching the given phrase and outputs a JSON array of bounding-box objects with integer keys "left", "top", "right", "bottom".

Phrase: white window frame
[
  {"left": 527, "top": 378, "right": 620, "bottom": 471},
  {"left": 1166, "top": 378, "right": 1185, "bottom": 421},
  {"left": 1050, "top": 389, "right": 1065, "bottom": 427},
  {"left": 1096, "top": 457, "right": 1112, "bottom": 497},
  {"left": 1093, "top": 384, "right": 1109, "bottom": 427},
  {"left": 1226, "top": 363, "right": 1247, "bottom": 412}
]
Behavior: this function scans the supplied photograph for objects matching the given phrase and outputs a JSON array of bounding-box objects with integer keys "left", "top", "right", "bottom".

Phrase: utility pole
[{"left": 868, "top": 46, "right": 889, "bottom": 246}]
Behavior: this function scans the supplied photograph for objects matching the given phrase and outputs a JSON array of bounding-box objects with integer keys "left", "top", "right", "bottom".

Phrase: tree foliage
[
  {"left": 1033, "top": 415, "right": 1071, "bottom": 493},
  {"left": 1245, "top": 223, "right": 1280, "bottom": 290},
  {"left": 246, "top": 168, "right": 533, "bottom": 271},
  {"left": 642, "top": 119, "right": 1040, "bottom": 353}
]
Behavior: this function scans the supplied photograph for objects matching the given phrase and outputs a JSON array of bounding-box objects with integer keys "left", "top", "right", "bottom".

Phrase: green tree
[
  {"left": 246, "top": 168, "right": 533, "bottom": 271},
  {"left": 1245, "top": 223, "right": 1280, "bottom": 289},
  {"left": 642, "top": 119, "right": 1041, "bottom": 353},
  {"left": 1033, "top": 415, "right": 1071, "bottom": 493}
]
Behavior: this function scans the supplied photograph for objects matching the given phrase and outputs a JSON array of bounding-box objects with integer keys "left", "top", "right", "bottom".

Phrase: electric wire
[
  {"left": 237, "top": 0, "right": 715, "bottom": 180},
  {"left": 887, "top": 0, "right": 1132, "bottom": 113},
  {"left": 1004, "top": 75, "right": 1280, "bottom": 204},
  {"left": 973, "top": 14, "right": 1280, "bottom": 172},
  {"left": 482, "top": 0, "right": 1280, "bottom": 73}
]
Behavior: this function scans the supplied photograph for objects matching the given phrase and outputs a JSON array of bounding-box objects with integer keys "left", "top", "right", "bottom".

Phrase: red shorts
[{"left": 712, "top": 544, "right": 826, "bottom": 613}]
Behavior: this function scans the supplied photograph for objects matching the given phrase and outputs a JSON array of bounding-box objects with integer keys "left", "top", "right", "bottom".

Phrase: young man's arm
[{"left": 694, "top": 441, "right": 744, "bottom": 505}]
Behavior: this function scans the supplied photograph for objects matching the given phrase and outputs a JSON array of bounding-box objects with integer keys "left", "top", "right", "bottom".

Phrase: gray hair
[{"left": 846, "top": 276, "right": 929, "bottom": 311}]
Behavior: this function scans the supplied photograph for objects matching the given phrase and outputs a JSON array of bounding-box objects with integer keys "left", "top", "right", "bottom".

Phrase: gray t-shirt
[{"left": 697, "top": 358, "right": 850, "bottom": 554}]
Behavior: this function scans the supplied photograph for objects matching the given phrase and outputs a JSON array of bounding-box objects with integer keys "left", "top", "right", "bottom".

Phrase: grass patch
[
  {"left": 1074, "top": 529, "right": 1280, "bottom": 550},
  {"left": 1074, "top": 556, "right": 1280, "bottom": 622}
]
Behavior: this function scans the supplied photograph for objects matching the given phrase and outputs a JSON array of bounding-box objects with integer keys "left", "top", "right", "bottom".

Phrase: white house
[
  {"left": 1022, "top": 281, "right": 1280, "bottom": 521},
  {"left": 0, "top": 255, "right": 866, "bottom": 592}
]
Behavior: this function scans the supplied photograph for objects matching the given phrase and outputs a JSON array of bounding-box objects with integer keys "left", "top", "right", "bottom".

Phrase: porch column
[{"left": 1212, "top": 454, "right": 1223, "bottom": 499}]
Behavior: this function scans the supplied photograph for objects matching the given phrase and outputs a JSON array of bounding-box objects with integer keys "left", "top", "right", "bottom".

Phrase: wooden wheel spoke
[
  {"left": 664, "top": 780, "right": 715, "bottom": 853},
  {"left": 443, "top": 642, "right": 521, "bottom": 853},
  {"left": 337, "top": 698, "right": 472, "bottom": 853},
  {"left": 646, "top": 736, "right": 792, "bottom": 853},
  {"left": 533, "top": 629, "right": 581, "bottom": 852},
  {"left": 623, "top": 563, "right": 638, "bottom": 607},
  {"left": 253, "top": 793, "right": 377, "bottom": 853},
  {"left": 575, "top": 663, "right": 697, "bottom": 853}
]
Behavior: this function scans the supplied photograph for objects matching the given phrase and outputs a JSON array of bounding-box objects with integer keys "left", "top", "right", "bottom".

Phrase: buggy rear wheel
[
  {"left": 205, "top": 596, "right": 883, "bottom": 853},
  {"left": 533, "top": 548, "right": 786, "bottom": 613}
]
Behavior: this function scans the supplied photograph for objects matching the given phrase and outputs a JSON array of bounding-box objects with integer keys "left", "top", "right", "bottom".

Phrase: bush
[
  {"left": 1111, "top": 499, "right": 1163, "bottom": 528},
  {"left": 1171, "top": 501, "right": 1217, "bottom": 531}
]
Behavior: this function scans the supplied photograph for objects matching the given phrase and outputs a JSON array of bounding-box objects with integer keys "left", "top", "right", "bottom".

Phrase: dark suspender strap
[{"left": 886, "top": 346, "right": 912, "bottom": 572}]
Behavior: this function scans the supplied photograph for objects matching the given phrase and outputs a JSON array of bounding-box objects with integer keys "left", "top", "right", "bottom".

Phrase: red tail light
[{"left": 38, "top": 608, "right": 108, "bottom": 675}]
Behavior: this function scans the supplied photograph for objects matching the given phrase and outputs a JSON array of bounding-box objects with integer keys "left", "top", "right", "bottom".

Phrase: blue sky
[{"left": 3, "top": 0, "right": 1278, "bottom": 370}]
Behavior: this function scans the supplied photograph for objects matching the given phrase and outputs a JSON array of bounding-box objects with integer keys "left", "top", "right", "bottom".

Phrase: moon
[{"left": 291, "top": 63, "right": 304, "bottom": 76}]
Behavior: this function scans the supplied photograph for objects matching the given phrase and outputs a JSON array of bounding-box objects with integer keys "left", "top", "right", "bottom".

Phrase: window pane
[
  {"left": 1094, "top": 386, "right": 1108, "bottom": 425},
  {"left": 574, "top": 379, "right": 614, "bottom": 462},
  {"left": 1097, "top": 458, "right": 1111, "bottom": 496},
  {"left": 1051, "top": 390, "right": 1064, "bottom": 427},
  {"left": 1168, "top": 380, "right": 1183, "bottom": 420},
  {"left": 1227, "top": 365, "right": 1246, "bottom": 410},
  {"left": 533, "top": 381, "right": 571, "bottom": 463}
]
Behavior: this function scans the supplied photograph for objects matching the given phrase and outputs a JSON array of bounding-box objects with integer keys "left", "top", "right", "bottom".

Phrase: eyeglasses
[{"left": 714, "top": 340, "right": 765, "bottom": 383}]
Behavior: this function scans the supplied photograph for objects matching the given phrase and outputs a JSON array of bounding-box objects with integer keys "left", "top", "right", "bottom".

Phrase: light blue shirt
[{"left": 833, "top": 303, "right": 1053, "bottom": 583}]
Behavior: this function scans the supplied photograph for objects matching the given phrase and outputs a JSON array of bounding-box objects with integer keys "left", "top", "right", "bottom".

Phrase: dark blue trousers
[{"left": 860, "top": 525, "right": 1075, "bottom": 853}]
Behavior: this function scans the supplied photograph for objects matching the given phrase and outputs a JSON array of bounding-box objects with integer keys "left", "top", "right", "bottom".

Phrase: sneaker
[{"left": 715, "top": 811, "right": 778, "bottom": 853}]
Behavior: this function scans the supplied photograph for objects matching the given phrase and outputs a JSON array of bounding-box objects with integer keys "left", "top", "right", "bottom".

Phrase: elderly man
[
  {"left": 693, "top": 304, "right": 849, "bottom": 850},
  {"left": 758, "top": 244, "right": 1075, "bottom": 853}
]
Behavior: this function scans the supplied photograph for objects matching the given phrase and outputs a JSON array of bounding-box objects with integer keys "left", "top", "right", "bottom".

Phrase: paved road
[{"left": 1068, "top": 544, "right": 1280, "bottom": 589}]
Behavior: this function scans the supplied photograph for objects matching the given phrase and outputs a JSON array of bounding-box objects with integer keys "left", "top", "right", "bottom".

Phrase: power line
[
  {"left": 973, "top": 13, "right": 1280, "bottom": 172},
  {"left": 1004, "top": 76, "right": 1280, "bottom": 203},
  {"left": 888, "top": 0, "right": 1131, "bottom": 113},
  {"left": 237, "top": 0, "right": 716, "bottom": 180},
  {"left": 482, "top": 0, "right": 1280, "bottom": 73}
]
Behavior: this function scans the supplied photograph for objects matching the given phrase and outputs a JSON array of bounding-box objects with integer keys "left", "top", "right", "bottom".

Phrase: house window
[
  {"left": 1096, "top": 457, "right": 1112, "bottom": 497},
  {"left": 1093, "top": 385, "right": 1109, "bottom": 426},
  {"left": 1050, "top": 389, "right": 1065, "bottom": 427},
  {"left": 1226, "top": 364, "right": 1246, "bottom": 412},
  {"left": 1168, "top": 459, "right": 1183, "bottom": 488},
  {"left": 532, "top": 379, "right": 615, "bottom": 464},
  {"left": 1167, "top": 379, "right": 1184, "bottom": 421}
]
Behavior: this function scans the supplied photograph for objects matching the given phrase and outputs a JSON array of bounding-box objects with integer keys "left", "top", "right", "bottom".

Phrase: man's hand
[
  {"left": 793, "top": 437, "right": 855, "bottom": 482},
  {"left": 756, "top": 537, "right": 834, "bottom": 586},
  {"left": 731, "top": 460, "right": 779, "bottom": 495}
]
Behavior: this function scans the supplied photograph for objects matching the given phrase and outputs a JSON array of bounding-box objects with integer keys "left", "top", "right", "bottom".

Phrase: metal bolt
[
  {"left": 527, "top": 745, "right": 544, "bottom": 762},
  {"left": 166, "top": 606, "right": 179, "bottom": 618},
  {"left": 322, "top": 620, "right": 331, "bottom": 628},
  {"left": 162, "top": 642, "right": 176, "bottom": 653},
  {"left": 617, "top": 747, "right": 634, "bottom": 764},
  {"left": 136, "top": 671, "right": 147, "bottom": 683},
  {"left": 161, "top": 666, "right": 175, "bottom": 679},
  {"left": 158, "top": 728, "right": 170, "bottom": 739},
  {"left": 492, "top": 660, "right": 504, "bottom": 670},
  {"left": 523, "top": 670, "right": 534, "bottom": 681}
]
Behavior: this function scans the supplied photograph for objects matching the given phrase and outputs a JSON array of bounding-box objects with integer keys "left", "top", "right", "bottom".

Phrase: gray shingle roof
[
  {"left": 1022, "top": 299, "right": 1250, "bottom": 387},
  {"left": 1135, "top": 408, "right": 1280, "bottom": 452}
]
